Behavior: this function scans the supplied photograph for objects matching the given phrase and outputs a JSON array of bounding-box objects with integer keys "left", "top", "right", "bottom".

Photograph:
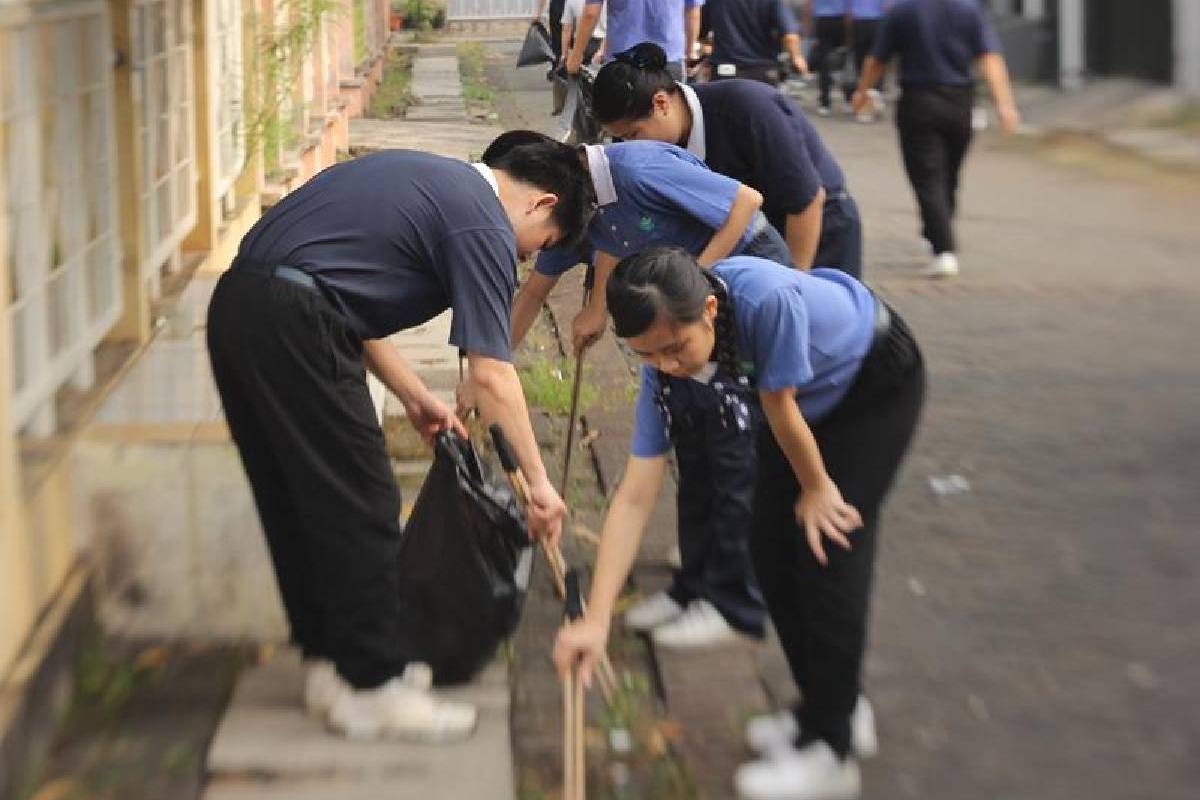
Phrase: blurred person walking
[
  {"left": 852, "top": 0, "right": 1019, "bottom": 278},
  {"left": 848, "top": 0, "right": 889, "bottom": 122},
  {"left": 806, "top": 0, "right": 850, "bottom": 115},
  {"left": 707, "top": 0, "right": 808, "bottom": 86},
  {"left": 564, "top": 0, "right": 705, "bottom": 80},
  {"left": 561, "top": 0, "right": 608, "bottom": 66}
]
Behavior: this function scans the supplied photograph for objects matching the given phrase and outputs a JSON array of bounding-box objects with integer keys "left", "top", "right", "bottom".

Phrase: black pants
[
  {"left": 661, "top": 374, "right": 767, "bottom": 636},
  {"left": 710, "top": 63, "right": 781, "bottom": 86},
  {"left": 813, "top": 192, "right": 864, "bottom": 279},
  {"left": 896, "top": 84, "right": 974, "bottom": 255},
  {"left": 548, "top": 0, "right": 565, "bottom": 59},
  {"left": 750, "top": 307, "right": 925, "bottom": 757},
  {"left": 811, "top": 16, "right": 850, "bottom": 108},
  {"left": 740, "top": 220, "right": 794, "bottom": 267},
  {"left": 207, "top": 268, "right": 407, "bottom": 690},
  {"left": 851, "top": 19, "right": 884, "bottom": 92}
]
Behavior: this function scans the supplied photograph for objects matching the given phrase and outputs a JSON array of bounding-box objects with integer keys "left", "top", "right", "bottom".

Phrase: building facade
[{"left": 0, "top": 0, "right": 390, "bottom": 789}]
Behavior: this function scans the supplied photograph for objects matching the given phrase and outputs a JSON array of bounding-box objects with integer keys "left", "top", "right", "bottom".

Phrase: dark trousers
[
  {"left": 813, "top": 192, "right": 864, "bottom": 279},
  {"left": 851, "top": 19, "right": 884, "bottom": 92},
  {"left": 812, "top": 16, "right": 850, "bottom": 108},
  {"left": 549, "top": 0, "right": 565, "bottom": 59},
  {"left": 740, "top": 220, "right": 794, "bottom": 267},
  {"left": 207, "top": 269, "right": 407, "bottom": 690},
  {"left": 662, "top": 375, "right": 767, "bottom": 636},
  {"left": 710, "top": 63, "right": 782, "bottom": 86},
  {"left": 896, "top": 84, "right": 974, "bottom": 255},
  {"left": 750, "top": 308, "right": 925, "bottom": 757}
]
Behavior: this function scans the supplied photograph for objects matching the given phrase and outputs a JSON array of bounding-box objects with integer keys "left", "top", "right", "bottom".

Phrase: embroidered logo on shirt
[{"left": 638, "top": 215, "right": 654, "bottom": 233}]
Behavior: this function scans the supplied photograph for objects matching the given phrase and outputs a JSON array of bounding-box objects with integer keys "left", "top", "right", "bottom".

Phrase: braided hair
[
  {"left": 607, "top": 247, "right": 742, "bottom": 379},
  {"left": 593, "top": 42, "right": 681, "bottom": 126}
]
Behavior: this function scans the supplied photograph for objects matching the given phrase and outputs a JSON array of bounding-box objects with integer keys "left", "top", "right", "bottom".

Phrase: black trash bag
[
  {"left": 518, "top": 21, "right": 556, "bottom": 68},
  {"left": 396, "top": 431, "right": 532, "bottom": 685}
]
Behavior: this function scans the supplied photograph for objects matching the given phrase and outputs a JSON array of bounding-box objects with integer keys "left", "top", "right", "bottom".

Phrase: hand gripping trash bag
[
  {"left": 518, "top": 21, "right": 556, "bottom": 68},
  {"left": 396, "top": 431, "right": 533, "bottom": 685}
]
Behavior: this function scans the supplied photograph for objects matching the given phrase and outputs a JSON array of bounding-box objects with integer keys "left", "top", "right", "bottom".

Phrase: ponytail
[{"left": 593, "top": 42, "right": 680, "bottom": 125}]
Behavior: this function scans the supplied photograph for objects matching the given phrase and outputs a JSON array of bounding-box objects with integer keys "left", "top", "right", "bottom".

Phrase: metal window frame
[{"left": 2, "top": 0, "right": 124, "bottom": 436}]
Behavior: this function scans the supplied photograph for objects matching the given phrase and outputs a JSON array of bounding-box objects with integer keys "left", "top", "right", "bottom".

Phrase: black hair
[
  {"left": 607, "top": 247, "right": 742, "bottom": 378},
  {"left": 592, "top": 42, "right": 681, "bottom": 126},
  {"left": 481, "top": 129, "right": 596, "bottom": 249}
]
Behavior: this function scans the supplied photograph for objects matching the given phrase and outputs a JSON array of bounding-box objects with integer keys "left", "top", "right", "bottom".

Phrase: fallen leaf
[
  {"left": 30, "top": 778, "right": 81, "bottom": 800},
  {"left": 134, "top": 645, "right": 170, "bottom": 671}
]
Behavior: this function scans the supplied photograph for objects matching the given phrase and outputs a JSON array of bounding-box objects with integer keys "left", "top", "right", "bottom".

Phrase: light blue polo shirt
[
  {"left": 587, "top": 0, "right": 705, "bottom": 65},
  {"left": 811, "top": 0, "right": 846, "bottom": 18},
  {"left": 849, "top": 0, "right": 886, "bottom": 19},
  {"left": 536, "top": 141, "right": 760, "bottom": 277},
  {"left": 630, "top": 257, "right": 876, "bottom": 457}
]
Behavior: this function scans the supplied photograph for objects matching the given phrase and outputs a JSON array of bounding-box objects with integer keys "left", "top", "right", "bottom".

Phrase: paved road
[{"left": 492, "top": 44, "right": 1200, "bottom": 800}]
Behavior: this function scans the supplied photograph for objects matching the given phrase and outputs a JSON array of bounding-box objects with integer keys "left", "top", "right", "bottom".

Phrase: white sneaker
[
  {"left": 326, "top": 662, "right": 477, "bottom": 743},
  {"left": 735, "top": 742, "right": 861, "bottom": 800},
  {"left": 867, "top": 88, "right": 884, "bottom": 115},
  {"left": 304, "top": 659, "right": 349, "bottom": 718},
  {"left": 925, "top": 252, "right": 959, "bottom": 278},
  {"left": 625, "top": 591, "right": 685, "bottom": 632},
  {"left": 745, "top": 697, "right": 878, "bottom": 758},
  {"left": 650, "top": 599, "right": 739, "bottom": 649},
  {"left": 816, "top": 104, "right": 832, "bottom": 117}
]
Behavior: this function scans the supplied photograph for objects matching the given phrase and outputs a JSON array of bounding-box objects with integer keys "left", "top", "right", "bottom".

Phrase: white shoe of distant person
[
  {"left": 745, "top": 696, "right": 878, "bottom": 759},
  {"left": 327, "top": 662, "right": 477, "bottom": 743},
  {"left": 925, "top": 252, "right": 960, "bottom": 279},
  {"left": 735, "top": 741, "right": 861, "bottom": 800},
  {"left": 625, "top": 591, "right": 685, "bottom": 633},
  {"left": 304, "top": 659, "right": 349, "bottom": 718},
  {"left": 651, "top": 599, "right": 740, "bottom": 649}
]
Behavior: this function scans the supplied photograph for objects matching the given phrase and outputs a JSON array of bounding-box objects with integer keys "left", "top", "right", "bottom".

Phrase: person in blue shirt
[
  {"left": 806, "top": 0, "right": 851, "bottom": 115},
  {"left": 512, "top": 135, "right": 792, "bottom": 356},
  {"left": 852, "top": 0, "right": 1020, "bottom": 278},
  {"left": 565, "top": 0, "right": 705, "bottom": 79},
  {"left": 592, "top": 42, "right": 862, "bottom": 276},
  {"left": 207, "top": 136, "right": 593, "bottom": 743},
  {"left": 707, "top": 0, "right": 807, "bottom": 86},
  {"left": 847, "top": 0, "right": 890, "bottom": 122},
  {"left": 554, "top": 247, "right": 925, "bottom": 800}
]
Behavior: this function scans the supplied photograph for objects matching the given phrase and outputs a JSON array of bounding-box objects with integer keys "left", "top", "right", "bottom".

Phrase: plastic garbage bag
[
  {"left": 396, "top": 431, "right": 533, "bottom": 685},
  {"left": 518, "top": 21, "right": 556, "bottom": 68}
]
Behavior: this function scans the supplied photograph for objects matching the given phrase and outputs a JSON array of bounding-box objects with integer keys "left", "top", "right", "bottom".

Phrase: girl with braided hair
[{"left": 554, "top": 247, "right": 926, "bottom": 800}]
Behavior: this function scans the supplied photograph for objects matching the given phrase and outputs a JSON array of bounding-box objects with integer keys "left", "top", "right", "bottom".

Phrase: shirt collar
[
  {"left": 688, "top": 362, "right": 718, "bottom": 384},
  {"left": 584, "top": 144, "right": 618, "bottom": 206},
  {"left": 471, "top": 162, "right": 500, "bottom": 197},
  {"left": 679, "top": 82, "right": 706, "bottom": 161}
]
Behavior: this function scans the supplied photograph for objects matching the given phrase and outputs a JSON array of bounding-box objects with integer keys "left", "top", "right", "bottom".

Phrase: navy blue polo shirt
[
  {"left": 710, "top": 0, "right": 799, "bottom": 68},
  {"left": 536, "top": 141, "right": 760, "bottom": 276},
  {"left": 233, "top": 150, "right": 517, "bottom": 361},
  {"left": 871, "top": 0, "right": 1001, "bottom": 87},
  {"left": 684, "top": 80, "right": 845, "bottom": 235}
]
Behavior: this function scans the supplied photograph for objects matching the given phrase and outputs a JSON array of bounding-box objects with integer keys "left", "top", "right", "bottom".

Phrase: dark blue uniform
[
  {"left": 872, "top": 0, "right": 1002, "bottom": 255},
  {"left": 207, "top": 151, "right": 519, "bottom": 690},
  {"left": 683, "top": 79, "right": 863, "bottom": 276},
  {"left": 708, "top": 0, "right": 799, "bottom": 85}
]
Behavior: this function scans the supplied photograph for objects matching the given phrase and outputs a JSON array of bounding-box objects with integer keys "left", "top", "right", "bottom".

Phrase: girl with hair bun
[
  {"left": 554, "top": 247, "right": 925, "bottom": 800},
  {"left": 593, "top": 42, "right": 864, "bottom": 277}
]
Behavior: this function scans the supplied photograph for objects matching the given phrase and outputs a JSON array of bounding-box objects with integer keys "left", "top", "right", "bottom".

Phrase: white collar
[
  {"left": 471, "top": 162, "right": 500, "bottom": 196},
  {"left": 679, "top": 83, "right": 706, "bottom": 161},
  {"left": 584, "top": 144, "right": 618, "bottom": 206},
  {"left": 688, "top": 362, "right": 719, "bottom": 384}
]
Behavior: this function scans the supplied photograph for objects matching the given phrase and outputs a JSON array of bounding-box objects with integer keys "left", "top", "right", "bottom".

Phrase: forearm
[
  {"left": 783, "top": 32, "right": 803, "bottom": 64},
  {"left": 363, "top": 338, "right": 429, "bottom": 406},
  {"left": 569, "top": 6, "right": 601, "bottom": 62},
  {"left": 586, "top": 458, "right": 666, "bottom": 620},
  {"left": 561, "top": 24, "right": 572, "bottom": 60},
  {"left": 513, "top": 272, "right": 560, "bottom": 349},
  {"left": 979, "top": 53, "right": 1016, "bottom": 111},
  {"left": 470, "top": 356, "right": 551, "bottom": 487},
  {"left": 588, "top": 251, "right": 618, "bottom": 315},
  {"left": 760, "top": 389, "right": 830, "bottom": 490},
  {"left": 685, "top": 7, "right": 702, "bottom": 59},
  {"left": 697, "top": 185, "right": 763, "bottom": 267},
  {"left": 855, "top": 56, "right": 886, "bottom": 94},
  {"left": 785, "top": 187, "right": 826, "bottom": 270}
]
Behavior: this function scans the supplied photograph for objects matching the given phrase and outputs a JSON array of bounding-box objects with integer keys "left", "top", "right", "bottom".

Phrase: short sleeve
[
  {"left": 636, "top": 150, "right": 741, "bottom": 233},
  {"left": 438, "top": 228, "right": 517, "bottom": 361},
  {"left": 870, "top": 8, "right": 897, "bottom": 61},
  {"left": 535, "top": 241, "right": 592, "bottom": 277},
  {"left": 774, "top": 1, "right": 800, "bottom": 35},
  {"left": 685, "top": 0, "right": 705, "bottom": 8},
  {"left": 973, "top": 9, "right": 1002, "bottom": 56},
  {"left": 748, "top": 288, "right": 813, "bottom": 392},
  {"left": 630, "top": 367, "right": 671, "bottom": 457},
  {"left": 744, "top": 97, "right": 823, "bottom": 214}
]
